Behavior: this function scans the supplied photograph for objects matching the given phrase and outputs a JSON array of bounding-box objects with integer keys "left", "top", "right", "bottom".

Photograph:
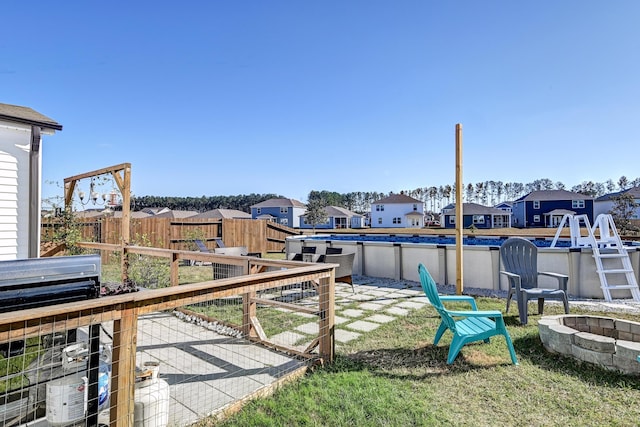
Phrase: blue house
[
  {"left": 300, "top": 206, "right": 365, "bottom": 230},
  {"left": 250, "top": 198, "right": 307, "bottom": 228},
  {"left": 442, "top": 203, "right": 512, "bottom": 229},
  {"left": 511, "top": 190, "right": 593, "bottom": 228}
]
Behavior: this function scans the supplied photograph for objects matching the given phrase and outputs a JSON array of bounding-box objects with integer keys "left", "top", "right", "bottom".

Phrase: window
[
  {"left": 473, "top": 215, "right": 485, "bottom": 224},
  {"left": 280, "top": 207, "right": 288, "bottom": 213},
  {"left": 256, "top": 208, "right": 261, "bottom": 214},
  {"left": 533, "top": 201, "right": 540, "bottom": 209},
  {"left": 280, "top": 218, "right": 288, "bottom": 225},
  {"left": 392, "top": 217, "right": 402, "bottom": 224},
  {"left": 376, "top": 204, "right": 384, "bottom": 211},
  {"left": 533, "top": 215, "right": 540, "bottom": 223},
  {"left": 572, "top": 200, "right": 585, "bottom": 209},
  {"left": 449, "top": 216, "right": 455, "bottom": 225},
  {"left": 377, "top": 217, "right": 382, "bottom": 224},
  {"left": 413, "top": 204, "right": 418, "bottom": 211}
]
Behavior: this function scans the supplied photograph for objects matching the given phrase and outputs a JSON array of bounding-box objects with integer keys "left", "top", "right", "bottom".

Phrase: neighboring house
[
  {"left": 370, "top": 193, "right": 424, "bottom": 228},
  {"left": 251, "top": 198, "right": 307, "bottom": 228},
  {"left": 300, "top": 206, "right": 365, "bottom": 230},
  {"left": 0, "top": 102, "right": 62, "bottom": 259},
  {"left": 594, "top": 186, "right": 640, "bottom": 219},
  {"left": 511, "top": 190, "right": 594, "bottom": 228},
  {"left": 442, "top": 203, "right": 512, "bottom": 229},
  {"left": 191, "top": 209, "right": 252, "bottom": 219}
]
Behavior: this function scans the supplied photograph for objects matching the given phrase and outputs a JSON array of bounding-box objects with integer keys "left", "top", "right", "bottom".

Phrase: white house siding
[
  {"left": 372, "top": 203, "right": 423, "bottom": 228},
  {"left": 0, "top": 123, "right": 34, "bottom": 259}
]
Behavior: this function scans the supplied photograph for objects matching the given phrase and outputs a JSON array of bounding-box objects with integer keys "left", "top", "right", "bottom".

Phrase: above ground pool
[{"left": 303, "top": 234, "right": 572, "bottom": 248}]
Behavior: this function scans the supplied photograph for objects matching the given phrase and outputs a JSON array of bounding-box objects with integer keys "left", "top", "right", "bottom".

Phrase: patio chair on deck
[
  {"left": 500, "top": 237, "right": 569, "bottom": 325},
  {"left": 418, "top": 263, "right": 518, "bottom": 365}
]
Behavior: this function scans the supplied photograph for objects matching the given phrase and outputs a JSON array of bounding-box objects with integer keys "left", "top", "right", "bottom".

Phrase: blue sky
[{"left": 3, "top": 1, "right": 639, "bottom": 206}]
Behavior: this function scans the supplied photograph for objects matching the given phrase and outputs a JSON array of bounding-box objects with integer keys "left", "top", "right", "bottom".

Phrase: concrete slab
[
  {"left": 366, "top": 314, "right": 396, "bottom": 324},
  {"left": 340, "top": 308, "right": 365, "bottom": 318},
  {"left": 395, "top": 300, "right": 427, "bottom": 310},
  {"left": 335, "top": 329, "right": 361, "bottom": 343},
  {"left": 358, "top": 302, "right": 387, "bottom": 311},
  {"left": 346, "top": 320, "right": 382, "bottom": 332},
  {"left": 385, "top": 306, "right": 410, "bottom": 316},
  {"left": 132, "top": 312, "right": 307, "bottom": 426}
]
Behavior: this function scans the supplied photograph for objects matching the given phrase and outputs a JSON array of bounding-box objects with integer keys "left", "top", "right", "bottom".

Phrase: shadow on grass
[{"left": 333, "top": 341, "right": 515, "bottom": 381}]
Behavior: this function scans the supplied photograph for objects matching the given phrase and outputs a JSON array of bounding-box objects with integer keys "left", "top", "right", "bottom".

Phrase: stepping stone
[
  {"left": 335, "top": 329, "right": 361, "bottom": 343},
  {"left": 366, "top": 314, "right": 396, "bottom": 324},
  {"left": 395, "top": 289, "right": 423, "bottom": 296},
  {"left": 295, "top": 322, "right": 319, "bottom": 335},
  {"left": 386, "top": 306, "right": 409, "bottom": 316},
  {"left": 367, "top": 298, "right": 395, "bottom": 306},
  {"left": 396, "top": 300, "right": 427, "bottom": 310},
  {"left": 334, "top": 315, "right": 349, "bottom": 325},
  {"left": 340, "top": 309, "right": 365, "bottom": 318},
  {"left": 346, "top": 320, "right": 381, "bottom": 332},
  {"left": 358, "top": 302, "right": 386, "bottom": 311},
  {"left": 270, "top": 331, "right": 308, "bottom": 347}
]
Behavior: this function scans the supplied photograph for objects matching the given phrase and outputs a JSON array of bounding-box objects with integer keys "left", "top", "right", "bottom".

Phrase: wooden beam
[
  {"left": 455, "top": 124, "right": 464, "bottom": 295},
  {"left": 110, "top": 303, "right": 137, "bottom": 427}
]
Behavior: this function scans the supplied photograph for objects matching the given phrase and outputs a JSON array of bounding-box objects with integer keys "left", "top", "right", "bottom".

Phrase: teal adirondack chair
[{"left": 418, "top": 263, "right": 518, "bottom": 365}]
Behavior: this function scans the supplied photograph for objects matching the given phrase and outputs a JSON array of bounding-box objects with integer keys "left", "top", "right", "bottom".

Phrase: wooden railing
[{"left": 0, "top": 244, "right": 335, "bottom": 426}]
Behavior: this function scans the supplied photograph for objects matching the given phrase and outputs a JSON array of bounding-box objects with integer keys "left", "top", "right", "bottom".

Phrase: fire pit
[{"left": 538, "top": 315, "right": 640, "bottom": 375}]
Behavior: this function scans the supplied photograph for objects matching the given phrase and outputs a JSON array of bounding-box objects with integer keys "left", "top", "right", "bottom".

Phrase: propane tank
[
  {"left": 134, "top": 361, "right": 170, "bottom": 427},
  {"left": 46, "top": 343, "right": 89, "bottom": 426}
]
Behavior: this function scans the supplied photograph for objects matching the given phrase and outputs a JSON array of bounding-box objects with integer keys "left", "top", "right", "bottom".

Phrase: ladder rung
[
  {"left": 601, "top": 284, "right": 639, "bottom": 290},
  {"left": 598, "top": 269, "right": 634, "bottom": 274},
  {"left": 596, "top": 253, "right": 626, "bottom": 258}
]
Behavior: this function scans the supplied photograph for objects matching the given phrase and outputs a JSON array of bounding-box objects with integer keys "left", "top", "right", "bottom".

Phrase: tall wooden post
[{"left": 455, "top": 124, "right": 464, "bottom": 295}]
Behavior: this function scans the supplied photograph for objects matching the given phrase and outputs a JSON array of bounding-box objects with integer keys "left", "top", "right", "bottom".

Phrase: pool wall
[{"left": 286, "top": 236, "right": 640, "bottom": 300}]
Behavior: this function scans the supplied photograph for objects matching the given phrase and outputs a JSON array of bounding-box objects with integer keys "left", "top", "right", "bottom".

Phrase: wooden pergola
[{"left": 64, "top": 163, "right": 132, "bottom": 283}]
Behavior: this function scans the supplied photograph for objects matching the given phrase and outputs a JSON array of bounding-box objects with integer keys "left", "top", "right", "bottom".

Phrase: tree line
[{"left": 130, "top": 175, "right": 640, "bottom": 215}]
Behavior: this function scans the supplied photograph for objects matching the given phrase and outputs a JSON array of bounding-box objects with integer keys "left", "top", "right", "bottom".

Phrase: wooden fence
[
  {"left": 0, "top": 244, "right": 335, "bottom": 426},
  {"left": 42, "top": 217, "right": 301, "bottom": 254}
]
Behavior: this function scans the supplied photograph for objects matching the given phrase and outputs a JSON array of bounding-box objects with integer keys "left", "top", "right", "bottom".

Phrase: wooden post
[
  {"left": 170, "top": 253, "right": 180, "bottom": 286},
  {"left": 110, "top": 303, "right": 137, "bottom": 427},
  {"left": 318, "top": 272, "right": 335, "bottom": 362},
  {"left": 455, "top": 124, "right": 464, "bottom": 295}
]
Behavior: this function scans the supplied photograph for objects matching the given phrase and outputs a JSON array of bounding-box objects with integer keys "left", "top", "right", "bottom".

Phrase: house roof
[
  {"left": 0, "top": 102, "right": 62, "bottom": 131},
  {"left": 191, "top": 209, "right": 251, "bottom": 219},
  {"left": 153, "top": 210, "right": 199, "bottom": 219},
  {"left": 324, "top": 206, "right": 362, "bottom": 217},
  {"left": 111, "top": 211, "right": 152, "bottom": 219},
  {"left": 444, "top": 202, "right": 511, "bottom": 215},
  {"left": 595, "top": 186, "right": 640, "bottom": 202},
  {"left": 373, "top": 193, "right": 422, "bottom": 204},
  {"left": 514, "top": 190, "right": 593, "bottom": 202},
  {"left": 301, "top": 206, "right": 362, "bottom": 218},
  {"left": 251, "top": 198, "right": 306, "bottom": 209},
  {"left": 544, "top": 209, "right": 576, "bottom": 216}
]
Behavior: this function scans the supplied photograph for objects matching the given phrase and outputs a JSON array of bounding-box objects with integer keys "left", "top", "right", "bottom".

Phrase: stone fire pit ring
[{"left": 538, "top": 315, "right": 640, "bottom": 375}]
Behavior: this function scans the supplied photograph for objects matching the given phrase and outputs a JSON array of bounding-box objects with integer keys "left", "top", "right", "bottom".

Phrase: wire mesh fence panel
[{"left": 0, "top": 251, "right": 334, "bottom": 426}]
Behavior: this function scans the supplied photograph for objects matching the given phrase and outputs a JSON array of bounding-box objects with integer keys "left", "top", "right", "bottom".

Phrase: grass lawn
[{"left": 196, "top": 298, "right": 640, "bottom": 426}]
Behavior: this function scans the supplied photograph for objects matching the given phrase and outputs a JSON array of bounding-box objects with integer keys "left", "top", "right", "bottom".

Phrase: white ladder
[
  {"left": 590, "top": 214, "right": 640, "bottom": 302},
  {"left": 551, "top": 213, "right": 640, "bottom": 302}
]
